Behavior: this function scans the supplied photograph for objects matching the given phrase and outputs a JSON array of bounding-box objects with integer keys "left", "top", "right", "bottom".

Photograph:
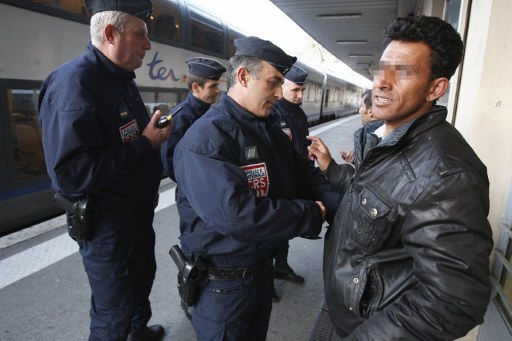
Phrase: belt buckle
[{"left": 242, "top": 267, "right": 248, "bottom": 278}]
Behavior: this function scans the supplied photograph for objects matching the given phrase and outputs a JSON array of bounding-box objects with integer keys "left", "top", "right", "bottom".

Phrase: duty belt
[{"left": 207, "top": 258, "right": 273, "bottom": 280}]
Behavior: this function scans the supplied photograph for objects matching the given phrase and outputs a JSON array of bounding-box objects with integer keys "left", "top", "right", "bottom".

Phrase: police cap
[
  {"left": 86, "top": 0, "right": 153, "bottom": 22},
  {"left": 285, "top": 64, "right": 308, "bottom": 85},
  {"left": 234, "top": 36, "right": 297, "bottom": 75},
  {"left": 186, "top": 57, "right": 226, "bottom": 80}
]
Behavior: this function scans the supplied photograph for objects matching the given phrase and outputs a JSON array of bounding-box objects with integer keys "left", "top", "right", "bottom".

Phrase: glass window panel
[
  {"left": 149, "top": 0, "right": 181, "bottom": 43},
  {"left": 30, "top": 0, "right": 88, "bottom": 15},
  {"left": 228, "top": 29, "right": 244, "bottom": 58},
  {"left": 9, "top": 89, "right": 46, "bottom": 179},
  {"left": 190, "top": 19, "right": 224, "bottom": 54}
]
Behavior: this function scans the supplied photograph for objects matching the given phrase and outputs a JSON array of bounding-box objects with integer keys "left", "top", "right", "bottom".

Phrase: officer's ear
[
  {"left": 237, "top": 67, "right": 250, "bottom": 87},
  {"left": 104, "top": 24, "right": 116, "bottom": 45},
  {"left": 191, "top": 82, "right": 201, "bottom": 94}
]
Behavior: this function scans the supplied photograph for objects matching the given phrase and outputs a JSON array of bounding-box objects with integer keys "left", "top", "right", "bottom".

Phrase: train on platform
[{"left": 0, "top": 0, "right": 363, "bottom": 236}]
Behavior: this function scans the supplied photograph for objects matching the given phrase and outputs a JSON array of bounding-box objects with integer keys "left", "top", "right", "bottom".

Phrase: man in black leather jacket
[{"left": 308, "top": 16, "right": 493, "bottom": 340}]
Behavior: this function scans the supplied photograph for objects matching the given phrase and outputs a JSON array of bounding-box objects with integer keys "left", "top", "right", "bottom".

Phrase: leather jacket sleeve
[
  {"left": 322, "top": 159, "right": 354, "bottom": 192},
  {"left": 352, "top": 169, "right": 493, "bottom": 340}
]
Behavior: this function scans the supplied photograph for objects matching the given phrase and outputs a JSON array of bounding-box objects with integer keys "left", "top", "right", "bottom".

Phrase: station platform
[{"left": 0, "top": 115, "right": 361, "bottom": 341}]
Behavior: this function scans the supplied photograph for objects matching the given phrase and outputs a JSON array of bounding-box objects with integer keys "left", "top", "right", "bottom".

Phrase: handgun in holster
[
  {"left": 53, "top": 192, "right": 95, "bottom": 241},
  {"left": 169, "top": 245, "right": 207, "bottom": 307}
]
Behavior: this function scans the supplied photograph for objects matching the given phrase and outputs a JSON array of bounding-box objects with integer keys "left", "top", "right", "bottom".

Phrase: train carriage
[{"left": 0, "top": 0, "right": 362, "bottom": 235}]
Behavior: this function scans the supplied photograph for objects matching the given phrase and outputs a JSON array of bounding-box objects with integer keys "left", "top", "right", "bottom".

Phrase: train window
[
  {"left": 25, "top": 0, "right": 88, "bottom": 16},
  {"left": 306, "top": 83, "right": 321, "bottom": 103},
  {"left": 188, "top": 7, "right": 224, "bottom": 55},
  {"left": 148, "top": 0, "right": 181, "bottom": 43},
  {"left": 228, "top": 29, "right": 245, "bottom": 58},
  {"left": 7, "top": 88, "right": 46, "bottom": 180},
  {"left": 139, "top": 89, "right": 188, "bottom": 117}
]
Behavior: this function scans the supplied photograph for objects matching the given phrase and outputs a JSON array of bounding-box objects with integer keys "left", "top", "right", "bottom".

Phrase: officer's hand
[
  {"left": 143, "top": 110, "right": 173, "bottom": 149},
  {"left": 300, "top": 201, "right": 326, "bottom": 240},
  {"left": 307, "top": 136, "right": 332, "bottom": 172}
]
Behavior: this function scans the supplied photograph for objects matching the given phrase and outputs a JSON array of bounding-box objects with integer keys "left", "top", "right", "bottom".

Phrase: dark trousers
[
  {"left": 275, "top": 242, "right": 290, "bottom": 266},
  {"left": 191, "top": 268, "right": 274, "bottom": 341},
  {"left": 78, "top": 206, "right": 156, "bottom": 341}
]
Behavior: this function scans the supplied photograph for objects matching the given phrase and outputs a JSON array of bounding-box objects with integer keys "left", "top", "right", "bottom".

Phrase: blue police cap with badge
[
  {"left": 285, "top": 64, "right": 308, "bottom": 85},
  {"left": 186, "top": 57, "right": 227, "bottom": 80},
  {"left": 86, "top": 0, "right": 153, "bottom": 22},
  {"left": 234, "top": 36, "right": 297, "bottom": 75}
]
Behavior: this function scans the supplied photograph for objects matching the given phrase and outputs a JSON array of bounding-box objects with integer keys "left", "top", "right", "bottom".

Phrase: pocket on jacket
[
  {"left": 357, "top": 249, "right": 417, "bottom": 319},
  {"left": 347, "top": 185, "right": 394, "bottom": 254}
]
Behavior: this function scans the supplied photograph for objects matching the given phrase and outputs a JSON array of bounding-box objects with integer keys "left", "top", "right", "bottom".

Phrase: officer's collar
[
  {"left": 281, "top": 98, "right": 301, "bottom": 109},
  {"left": 187, "top": 92, "right": 211, "bottom": 114},
  {"left": 222, "top": 93, "right": 270, "bottom": 123},
  {"left": 87, "top": 42, "right": 136, "bottom": 83}
]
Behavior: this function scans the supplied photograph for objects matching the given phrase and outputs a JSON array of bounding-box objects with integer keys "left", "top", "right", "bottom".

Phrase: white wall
[{"left": 455, "top": 0, "right": 512, "bottom": 243}]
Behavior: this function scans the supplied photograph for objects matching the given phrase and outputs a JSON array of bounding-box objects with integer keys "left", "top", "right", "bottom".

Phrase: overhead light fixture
[
  {"left": 349, "top": 53, "right": 373, "bottom": 57},
  {"left": 318, "top": 13, "right": 362, "bottom": 19},
  {"left": 336, "top": 40, "right": 367, "bottom": 45}
]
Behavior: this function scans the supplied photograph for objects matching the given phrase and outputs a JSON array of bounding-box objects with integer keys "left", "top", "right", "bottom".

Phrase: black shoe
[
  {"left": 272, "top": 286, "right": 280, "bottom": 303},
  {"left": 274, "top": 264, "right": 305, "bottom": 284},
  {"left": 128, "top": 324, "right": 165, "bottom": 341}
]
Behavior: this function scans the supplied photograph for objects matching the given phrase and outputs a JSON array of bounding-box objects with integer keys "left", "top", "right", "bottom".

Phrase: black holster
[
  {"left": 169, "top": 245, "right": 207, "bottom": 306},
  {"left": 53, "top": 192, "right": 95, "bottom": 241}
]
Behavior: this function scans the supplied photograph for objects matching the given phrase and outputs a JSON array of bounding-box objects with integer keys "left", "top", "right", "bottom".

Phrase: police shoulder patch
[
  {"left": 241, "top": 162, "right": 269, "bottom": 198},
  {"left": 119, "top": 119, "right": 140, "bottom": 143}
]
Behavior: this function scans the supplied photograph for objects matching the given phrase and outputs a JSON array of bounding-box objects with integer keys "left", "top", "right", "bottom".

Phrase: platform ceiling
[{"left": 269, "top": 0, "right": 419, "bottom": 79}]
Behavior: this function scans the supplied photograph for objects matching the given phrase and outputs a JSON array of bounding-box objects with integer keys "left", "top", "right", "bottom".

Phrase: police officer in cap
[
  {"left": 38, "top": 0, "right": 171, "bottom": 340},
  {"left": 173, "top": 36, "right": 342, "bottom": 340},
  {"left": 271, "top": 64, "right": 310, "bottom": 287},
  {"left": 164, "top": 57, "right": 226, "bottom": 180}
]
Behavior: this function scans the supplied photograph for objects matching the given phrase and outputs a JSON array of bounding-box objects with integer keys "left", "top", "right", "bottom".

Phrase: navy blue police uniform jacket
[
  {"left": 173, "top": 93, "right": 342, "bottom": 267},
  {"left": 165, "top": 92, "right": 210, "bottom": 181},
  {"left": 38, "top": 42, "right": 162, "bottom": 207},
  {"left": 272, "top": 99, "right": 310, "bottom": 159}
]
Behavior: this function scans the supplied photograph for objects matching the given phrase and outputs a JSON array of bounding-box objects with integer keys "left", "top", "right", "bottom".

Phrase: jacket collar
[
  {"left": 186, "top": 92, "right": 211, "bottom": 116},
  {"left": 84, "top": 42, "right": 136, "bottom": 84},
  {"left": 354, "top": 106, "right": 448, "bottom": 162},
  {"left": 221, "top": 93, "right": 274, "bottom": 124},
  {"left": 364, "top": 105, "right": 448, "bottom": 148}
]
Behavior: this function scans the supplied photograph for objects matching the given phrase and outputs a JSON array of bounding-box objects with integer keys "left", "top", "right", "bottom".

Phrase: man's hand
[
  {"left": 143, "top": 110, "right": 173, "bottom": 149},
  {"left": 307, "top": 136, "right": 332, "bottom": 172},
  {"left": 340, "top": 150, "right": 354, "bottom": 164}
]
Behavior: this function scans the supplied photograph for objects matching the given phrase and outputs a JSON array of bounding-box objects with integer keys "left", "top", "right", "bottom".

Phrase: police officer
[
  {"left": 271, "top": 64, "right": 310, "bottom": 286},
  {"left": 164, "top": 57, "right": 226, "bottom": 180},
  {"left": 173, "top": 36, "right": 342, "bottom": 341},
  {"left": 38, "top": 1, "right": 172, "bottom": 340}
]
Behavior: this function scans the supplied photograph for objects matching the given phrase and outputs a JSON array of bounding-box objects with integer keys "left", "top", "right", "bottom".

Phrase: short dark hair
[
  {"left": 382, "top": 16, "right": 463, "bottom": 80},
  {"left": 187, "top": 74, "right": 206, "bottom": 90},
  {"left": 362, "top": 89, "right": 372, "bottom": 109}
]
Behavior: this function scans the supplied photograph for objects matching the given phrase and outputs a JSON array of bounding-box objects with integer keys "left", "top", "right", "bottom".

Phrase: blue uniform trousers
[
  {"left": 191, "top": 267, "right": 274, "bottom": 341},
  {"left": 78, "top": 205, "right": 156, "bottom": 341}
]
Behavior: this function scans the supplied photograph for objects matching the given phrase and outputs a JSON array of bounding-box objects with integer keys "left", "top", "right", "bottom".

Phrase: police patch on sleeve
[
  {"left": 241, "top": 162, "right": 269, "bottom": 197},
  {"left": 119, "top": 119, "right": 140, "bottom": 143}
]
